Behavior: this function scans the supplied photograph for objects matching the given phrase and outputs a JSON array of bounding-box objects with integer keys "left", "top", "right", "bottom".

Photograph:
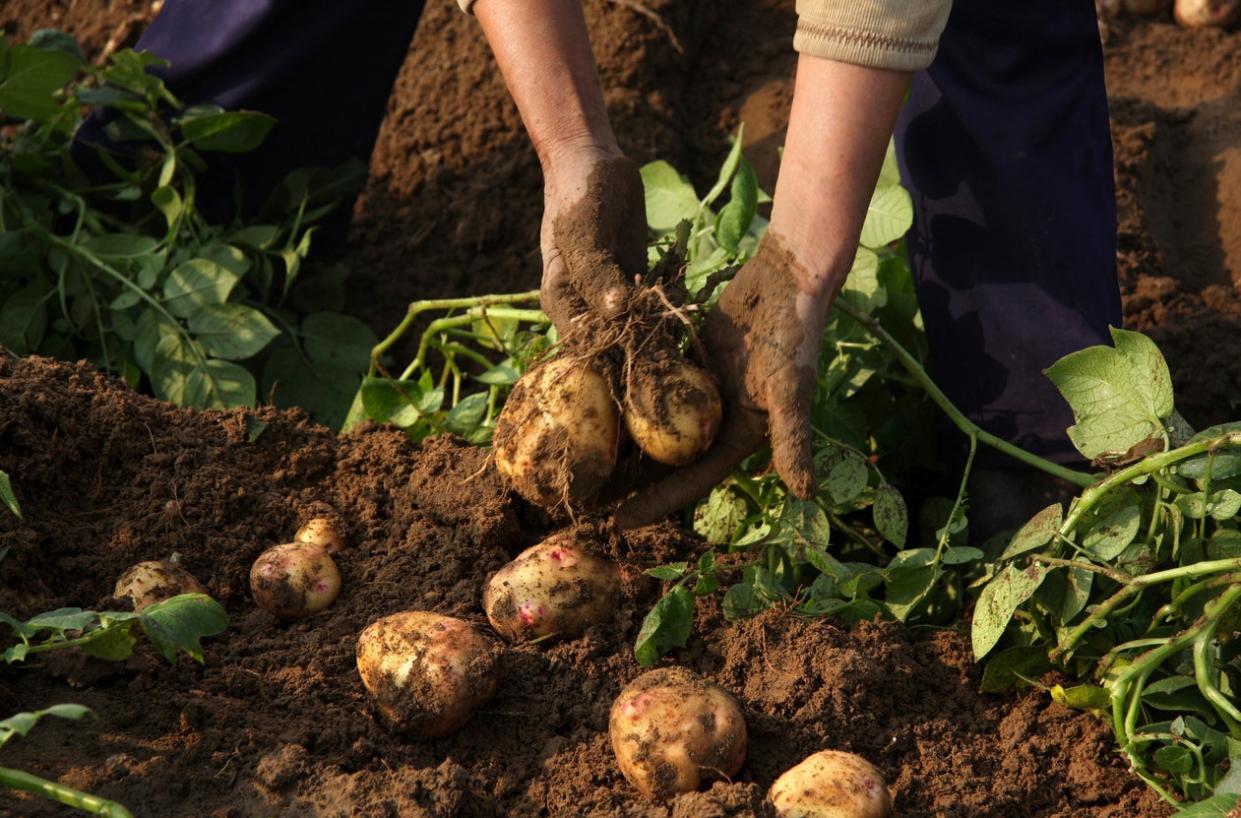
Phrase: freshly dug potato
[
  {"left": 356, "top": 611, "right": 501, "bottom": 738},
  {"left": 114, "top": 560, "right": 207, "bottom": 610},
  {"left": 494, "top": 357, "right": 619, "bottom": 508},
  {"left": 609, "top": 667, "right": 747, "bottom": 800},
  {"left": 624, "top": 356, "right": 721, "bottom": 466},
  {"left": 769, "top": 750, "right": 891, "bottom": 818},
  {"left": 296, "top": 517, "right": 345, "bottom": 554},
  {"left": 1174, "top": 0, "right": 1240, "bottom": 25},
  {"left": 483, "top": 532, "right": 621, "bottom": 642},
  {"left": 250, "top": 542, "right": 341, "bottom": 621}
]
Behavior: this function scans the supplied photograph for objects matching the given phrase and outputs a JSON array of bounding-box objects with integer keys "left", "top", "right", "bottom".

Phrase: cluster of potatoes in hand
[{"left": 494, "top": 353, "right": 722, "bottom": 509}]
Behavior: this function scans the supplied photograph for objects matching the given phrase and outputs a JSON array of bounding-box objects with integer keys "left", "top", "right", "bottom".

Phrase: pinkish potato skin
[
  {"left": 249, "top": 542, "right": 341, "bottom": 621},
  {"left": 114, "top": 561, "right": 207, "bottom": 611},
  {"left": 483, "top": 532, "right": 621, "bottom": 642},
  {"left": 768, "top": 750, "right": 892, "bottom": 818},
  {"left": 609, "top": 667, "right": 747, "bottom": 800},
  {"left": 355, "top": 611, "right": 501, "bottom": 738}
]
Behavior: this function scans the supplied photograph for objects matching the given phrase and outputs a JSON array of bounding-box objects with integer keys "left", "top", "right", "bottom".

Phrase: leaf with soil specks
[
  {"left": 138, "top": 593, "right": 228, "bottom": 664},
  {"left": 1080, "top": 487, "right": 1141, "bottom": 560},
  {"left": 1001, "top": 503, "right": 1063, "bottom": 560},
  {"left": 634, "top": 585, "right": 693, "bottom": 667},
  {"left": 971, "top": 563, "right": 1047, "bottom": 660},
  {"left": 0, "top": 470, "right": 21, "bottom": 519},
  {"left": 873, "top": 484, "right": 907, "bottom": 547},
  {"left": 694, "top": 486, "right": 747, "bottom": 545},
  {"left": 1044, "top": 327, "right": 1173, "bottom": 462}
]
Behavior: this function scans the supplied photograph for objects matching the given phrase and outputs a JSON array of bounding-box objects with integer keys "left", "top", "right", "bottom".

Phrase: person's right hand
[{"left": 539, "top": 146, "right": 648, "bottom": 334}]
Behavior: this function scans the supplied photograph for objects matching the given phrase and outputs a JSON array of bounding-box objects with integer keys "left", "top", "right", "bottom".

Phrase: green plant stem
[
  {"left": 833, "top": 299, "right": 1095, "bottom": 488},
  {"left": 1060, "top": 432, "right": 1241, "bottom": 539},
  {"left": 1192, "top": 584, "right": 1241, "bottom": 732},
  {"left": 934, "top": 434, "right": 976, "bottom": 568},
  {"left": 400, "top": 307, "right": 548, "bottom": 381},
  {"left": 1151, "top": 573, "right": 1241, "bottom": 626},
  {"left": 1055, "top": 556, "right": 1241, "bottom": 660},
  {"left": 370, "top": 291, "right": 541, "bottom": 374},
  {"left": 1029, "top": 555, "right": 1133, "bottom": 586},
  {"left": 0, "top": 766, "right": 134, "bottom": 817}
]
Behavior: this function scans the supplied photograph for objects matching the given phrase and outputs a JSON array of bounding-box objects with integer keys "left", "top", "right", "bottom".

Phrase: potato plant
[
  {"left": 969, "top": 330, "right": 1241, "bottom": 808},
  {"left": 0, "top": 593, "right": 228, "bottom": 665},
  {"left": 0, "top": 31, "right": 376, "bottom": 427}
]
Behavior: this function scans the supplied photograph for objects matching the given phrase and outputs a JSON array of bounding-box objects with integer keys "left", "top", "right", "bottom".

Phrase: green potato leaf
[{"left": 634, "top": 585, "right": 694, "bottom": 667}]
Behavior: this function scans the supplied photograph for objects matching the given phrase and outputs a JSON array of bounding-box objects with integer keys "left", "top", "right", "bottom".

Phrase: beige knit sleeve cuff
[
  {"left": 793, "top": 0, "right": 953, "bottom": 72},
  {"left": 458, "top": 0, "right": 477, "bottom": 13}
]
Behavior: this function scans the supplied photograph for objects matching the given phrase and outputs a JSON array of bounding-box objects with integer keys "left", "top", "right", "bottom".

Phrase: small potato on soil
[
  {"left": 114, "top": 560, "right": 207, "bottom": 611},
  {"left": 1173, "top": 0, "right": 1240, "bottom": 25},
  {"left": 769, "top": 750, "right": 891, "bottom": 818},
  {"left": 609, "top": 667, "right": 747, "bottom": 800},
  {"left": 356, "top": 611, "right": 501, "bottom": 738},
  {"left": 483, "top": 531, "right": 621, "bottom": 642},
  {"left": 295, "top": 516, "right": 345, "bottom": 554},
  {"left": 494, "top": 356, "right": 619, "bottom": 509},
  {"left": 249, "top": 542, "right": 341, "bottom": 621},
  {"left": 624, "top": 356, "right": 721, "bottom": 466}
]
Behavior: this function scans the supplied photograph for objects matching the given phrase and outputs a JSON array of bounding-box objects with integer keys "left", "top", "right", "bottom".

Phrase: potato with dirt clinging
[
  {"left": 769, "top": 750, "right": 892, "bottom": 818},
  {"left": 250, "top": 542, "right": 341, "bottom": 620},
  {"left": 624, "top": 355, "right": 722, "bottom": 466},
  {"left": 609, "top": 667, "right": 747, "bottom": 800},
  {"left": 114, "top": 560, "right": 207, "bottom": 610},
  {"left": 483, "top": 531, "right": 621, "bottom": 642},
  {"left": 296, "top": 516, "right": 345, "bottom": 554},
  {"left": 356, "top": 611, "right": 500, "bottom": 738},
  {"left": 494, "top": 356, "right": 619, "bottom": 508}
]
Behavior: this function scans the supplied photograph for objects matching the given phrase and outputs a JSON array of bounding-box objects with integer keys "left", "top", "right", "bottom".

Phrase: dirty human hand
[
  {"left": 539, "top": 147, "right": 647, "bottom": 334},
  {"left": 615, "top": 235, "right": 833, "bottom": 527},
  {"left": 472, "top": 0, "right": 645, "bottom": 335},
  {"left": 615, "top": 54, "right": 913, "bottom": 528}
]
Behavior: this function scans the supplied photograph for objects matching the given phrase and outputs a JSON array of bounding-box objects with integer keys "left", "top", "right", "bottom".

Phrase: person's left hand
[
  {"left": 539, "top": 146, "right": 648, "bottom": 334},
  {"left": 614, "top": 234, "right": 835, "bottom": 528}
]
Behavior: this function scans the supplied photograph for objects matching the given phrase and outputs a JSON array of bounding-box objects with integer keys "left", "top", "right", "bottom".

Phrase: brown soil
[
  {"left": 0, "top": 357, "right": 1169, "bottom": 817},
  {"left": 1, "top": 2, "right": 1239, "bottom": 816}
]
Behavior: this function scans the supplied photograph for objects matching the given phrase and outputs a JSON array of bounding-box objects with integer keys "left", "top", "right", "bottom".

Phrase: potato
[
  {"left": 250, "top": 542, "right": 341, "bottom": 620},
  {"left": 356, "top": 611, "right": 501, "bottom": 738},
  {"left": 494, "top": 357, "right": 619, "bottom": 508},
  {"left": 483, "top": 532, "right": 621, "bottom": 642},
  {"left": 624, "top": 356, "right": 721, "bottom": 466},
  {"left": 1174, "top": 0, "right": 1240, "bottom": 25},
  {"left": 769, "top": 750, "right": 891, "bottom": 818},
  {"left": 296, "top": 516, "right": 345, "bottom": 554},
  {"left": 609, "top": 667, "right": 747, "bottom": 800},
  {"left": 114, "top": 560, "right": 207, "bottom": 611}
]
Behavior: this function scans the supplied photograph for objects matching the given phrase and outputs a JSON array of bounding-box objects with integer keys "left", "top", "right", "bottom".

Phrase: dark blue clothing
[
  {"left": 124, "top": 0, "right": 1120, "bottom": 465},
  {"left": 126, "top": 0, "right": 425, "bottom": 221},
  {"left": 895, "top": 0, "right": 1120, "bottom": 466}
]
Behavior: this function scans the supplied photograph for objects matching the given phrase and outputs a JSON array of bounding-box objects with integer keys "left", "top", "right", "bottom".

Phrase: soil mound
[{"left": 0, "top": 355, "right": 1170, "bottom": 817}]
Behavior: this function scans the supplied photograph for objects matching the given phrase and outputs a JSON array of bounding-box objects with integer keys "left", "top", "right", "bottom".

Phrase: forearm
[
  {"left": 770, "top": 54, "right": 910, "bottom": 298},
  {"left": 474, "top": 0, "right": 618, "bottom": 172}
]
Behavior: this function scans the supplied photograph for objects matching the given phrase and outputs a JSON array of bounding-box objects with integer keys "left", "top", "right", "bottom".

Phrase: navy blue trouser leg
[
  {"left": 894, "top": 0, "right": 1121, "bottom": 466},
  {"left": 101, "top": 0, "right": 425, "bottom": 223}
]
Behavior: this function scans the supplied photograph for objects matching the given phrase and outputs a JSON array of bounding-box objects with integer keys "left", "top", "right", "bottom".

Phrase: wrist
[{"left": 541, "top": 138, "right": 624, "bottom": 199}]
